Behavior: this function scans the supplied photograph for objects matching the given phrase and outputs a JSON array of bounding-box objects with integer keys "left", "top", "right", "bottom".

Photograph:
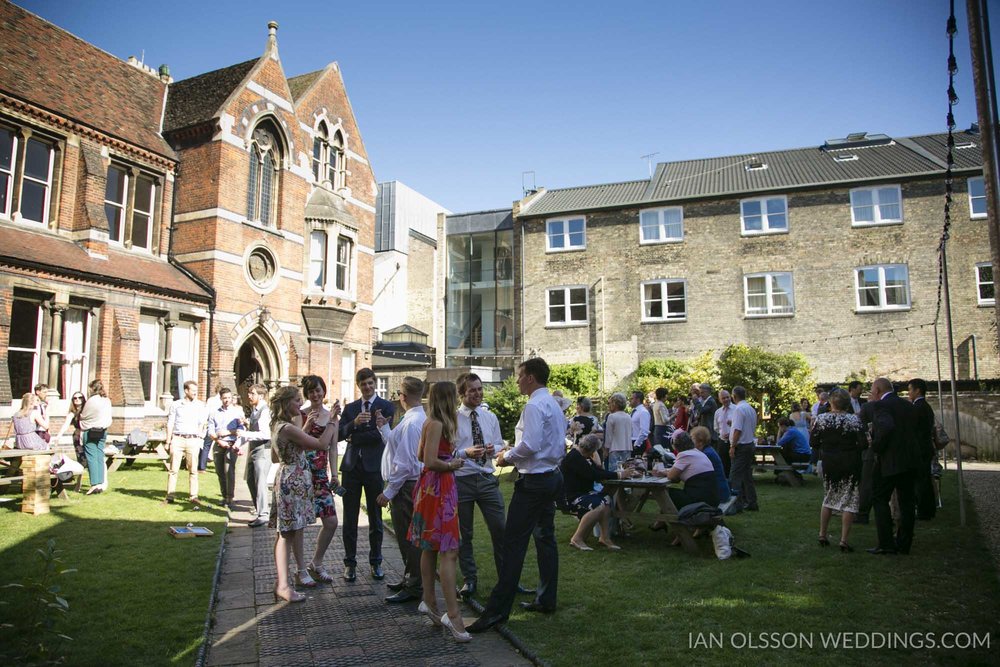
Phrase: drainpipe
[{"left": 165, "top": 165, "right": 217, "bottom": 401}]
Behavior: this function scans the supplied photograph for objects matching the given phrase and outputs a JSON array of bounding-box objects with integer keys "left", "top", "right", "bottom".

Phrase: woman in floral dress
[
  {"left": 297, "top": 375, "right": 341, "bottom": 586},
  {"left": 408, "top": 381, "right": 469, "bottom": 642},
  {"left": 269, "top": 386, "right": 337, "bottom": 603}
]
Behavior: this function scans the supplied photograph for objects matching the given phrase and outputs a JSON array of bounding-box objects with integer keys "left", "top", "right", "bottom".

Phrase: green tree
[
  {"left": 630, "top": 351, "right": 720, "bottom": 399},
  {"left": 716, "top": 344, "right": 815, "bottom": 432},
  {"left": 483, "top": 376, "right": 526, "bottom": 443},
  {"left": 547, "top": 362, "right": 600, "bottom": 397}
]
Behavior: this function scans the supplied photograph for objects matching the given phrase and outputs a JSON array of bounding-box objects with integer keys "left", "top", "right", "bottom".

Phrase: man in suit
[
  {"left": 867, "top": 377, "right": 921, "bottom": 555},
  {"left": 338, "top": 368, "right": 395, "bottom": 581},
  {"left": 907, "top": 378, "right": 937, "bottom": 520},
  {"left": 848, "top": 381, "right": 867, "bottom": 415},
  {"left": 856, "top": 399, "right": 877, "bottom": 525},
  {"left": 468, "top": 357, "right": 564, "bottom": 633}
]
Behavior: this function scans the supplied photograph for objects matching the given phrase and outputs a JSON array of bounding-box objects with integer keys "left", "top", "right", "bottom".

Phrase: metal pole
[
  {"left": 941, "top": 245, "right": 966, "bottom": 526},
  {"left": 933, "top": 322, "right": 947, "bottom": 470}
]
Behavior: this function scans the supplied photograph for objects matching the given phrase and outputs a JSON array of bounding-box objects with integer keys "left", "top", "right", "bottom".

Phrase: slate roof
[
  {"left": 0, "top": 226, "right": 211, "bottom": 301},
  {"left": 519, "top": 130, "right": 984, "bottom": 218},
  {"left": 163, "top": 58, "right": 258, "bottom": 132},
  {"left": 0, "top": 1, "right": 174, "bottom": 157},
  {"left": 287, "top": 69, "right": 323, "bottom": 102}
]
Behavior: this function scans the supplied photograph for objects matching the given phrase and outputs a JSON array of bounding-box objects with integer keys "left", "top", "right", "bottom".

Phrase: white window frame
[
  {"left": 0, "top": 126, "right": 16, "bottom": 219},
  {"left": 139, "top": 315, "right": 160, "bottom": 408},
  {"left": 743, "top": 272, "right": 795, "bottom": 317},
  {"left": 130, "top": 174, "right": 155, "bottom": 251},
  {"left": 167, "top": 322, "right": 200, "bottom": 400},
  {"left": 104, "top": 165, "right": 128, "bottom": 245},
  {"left": 854, "top": 264, "right": 911, "bottom": 312},
  {"left": 850, "top": 185, "right": 903, "bottom": 226},
  {"left": 334, "top": 233, "right": 355, "bottom": 296},
  {"left": 60, "top": 308, "right": 91, "bottom": 398},
  {"left": 545, "top": 216, "right": 586, "bottom": 252},
  {"left": 740, "top": 195, "right": 788, "bottom": 235},
  {"left": 639, "top": 206, "right": 684, "bottom": 244},
  {"left": 19, "top": 136, "right": 55, "bottom": 225},
  {"left": 969, "top": 176, "right": 987, "bottom": 219},
  {"left": 376, "top": 377, "right": 388, "bottom": 399},
  {"left": 975, "top": 262, "right": 995, "bottom": 306},
  {"left": 309, "top": 230, "right": 327, "bottom": 291},
  {"left": 546, "top": 285, "right": 589, "bottom": 327},
  {"left": 640, "top": 279, "right": 687, "bottom": 322}
]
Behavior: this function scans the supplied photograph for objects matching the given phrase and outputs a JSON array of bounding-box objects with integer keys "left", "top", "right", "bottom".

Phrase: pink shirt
[{"left": 671, "top": 449, "right": 715, "bottom": 480}]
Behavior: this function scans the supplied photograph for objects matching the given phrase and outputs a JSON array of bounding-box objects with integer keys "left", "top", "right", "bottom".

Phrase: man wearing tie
[
  {"left": 468, "top": 357, "right": 564, "bottom": 633},
  {"left": 338, "top": 368, "right": 395, "bottom": 581}
]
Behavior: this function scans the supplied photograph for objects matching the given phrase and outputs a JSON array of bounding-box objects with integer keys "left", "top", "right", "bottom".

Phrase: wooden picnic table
[
  {"left": 0, "top": 448, "right": 60, "bottom": 515},
  {"left": 754, "top": 444, "right": 809, "bottom": 486},
  {"left": 106, "top": 430, "right": 168, "bottom": 473},
  {"left": 602, "top": 476, "right": 702, "bottom": 554}
]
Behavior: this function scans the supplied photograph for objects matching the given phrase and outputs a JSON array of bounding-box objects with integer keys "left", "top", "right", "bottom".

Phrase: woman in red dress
[{"left": 408, "top": 381, "right": 469, "bottom": 642}]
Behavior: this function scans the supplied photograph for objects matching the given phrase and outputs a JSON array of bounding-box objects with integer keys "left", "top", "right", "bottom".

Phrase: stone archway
[{"left": 234, "top": 327, "right": 282, "bottom": 407}]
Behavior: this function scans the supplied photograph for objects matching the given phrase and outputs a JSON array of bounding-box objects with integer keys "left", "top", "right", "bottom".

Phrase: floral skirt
[
  {"left": 270, "top": 463, "right": 314, "bottom": 532},
  {"left": 822, "top": 476, "right": 860, "bottom": 514},
  {"left": 408, "top": 467, "right": 460, "bottom": 552}
]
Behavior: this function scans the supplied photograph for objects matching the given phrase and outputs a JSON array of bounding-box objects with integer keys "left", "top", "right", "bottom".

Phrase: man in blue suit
[{"left": 338, "top": 368, "right": 395, "bottom": 581}]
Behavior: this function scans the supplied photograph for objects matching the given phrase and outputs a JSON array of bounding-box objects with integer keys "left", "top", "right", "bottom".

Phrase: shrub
[
  {"left": 630, "top": 351, "right": 720, "bottom": 399},
  {"left": 483, "top": 376, "right": 527, "bottom": 443},
  {"left": 717, "top": 344, "right": 815, "bottom": 432},
  {"left": 547, "top": 362, "right": 600, "bottom": 398}
]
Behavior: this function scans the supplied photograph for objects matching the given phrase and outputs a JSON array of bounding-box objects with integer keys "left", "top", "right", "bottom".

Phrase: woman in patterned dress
[
  {"left": 297, "top": 375, "right": 341, "bottom": 586},
  {"left": 408, "top": 381, "right": 469, "bottom": 642},
  {"left": 811, "top": 388, "right": 867, "bottom": 553},
  {"left": 268, "top": 386, "right": 337, "bottom": 603}
]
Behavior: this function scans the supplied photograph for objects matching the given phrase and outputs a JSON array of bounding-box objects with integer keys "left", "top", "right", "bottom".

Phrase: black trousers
[
  {"left": 389, "top": 479, "right": 422, "bottom": 591},
  {"left": 341, "top": 466, "right": 384, "bottom": 566},
  {"left": 482, "top": 470, "right": 561, "bottom": 618},
  {"left": 857, "top": 448, "right": 875, "bottom": 519},
  {"left": 915, "top": 461, "right": 937, "bottom": 520},
  {"left": 873, "top": 469, "right": 916, "bottom": 553}
]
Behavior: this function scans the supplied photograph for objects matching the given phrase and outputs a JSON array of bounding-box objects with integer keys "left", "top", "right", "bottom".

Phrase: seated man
[{"left": 777, "top": 417, "right": 811, "bottom": 464}]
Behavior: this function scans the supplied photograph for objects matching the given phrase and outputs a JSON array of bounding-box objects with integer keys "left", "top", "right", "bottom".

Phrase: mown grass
[
  {"left": 0, "top": 462, "right": 227, "bottom": 666},
  {"left": 467, "top": 470, "right": 1000, "bottom": 666}
]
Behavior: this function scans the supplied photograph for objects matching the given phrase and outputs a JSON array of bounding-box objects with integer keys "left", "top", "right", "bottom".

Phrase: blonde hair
[
  {"left": 269, "top": 385, "right": 302, "bottom": 429},
  {"left": 427, "top": 381, "right": 458, "bottom": 443},
  {"left": 16, "top": 393, "right": 37, "bottom": 418},
  {"left": 690, "top": 426, "right": 711, "bottom": 447}
]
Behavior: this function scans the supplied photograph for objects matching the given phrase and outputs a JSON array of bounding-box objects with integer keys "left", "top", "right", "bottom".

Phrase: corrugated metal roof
[
  {"left": 446, "top": 208, "right": 514, "bottom": 234},
  {"left": 519, "top": 131, "right": 984, "bottom": 218}
]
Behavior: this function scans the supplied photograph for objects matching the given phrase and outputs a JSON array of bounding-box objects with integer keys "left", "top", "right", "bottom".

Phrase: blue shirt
[
  {"left": 778, "top": 428, "right": 811, "bottom": 455},
  {"left": 702, "top": 445, "right": 731, "bottom": 503}
]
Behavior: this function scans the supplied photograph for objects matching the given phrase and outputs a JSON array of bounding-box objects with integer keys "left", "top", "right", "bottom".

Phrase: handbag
[{"left": 933, "top": 420, "right": 950, "bottom": 451}]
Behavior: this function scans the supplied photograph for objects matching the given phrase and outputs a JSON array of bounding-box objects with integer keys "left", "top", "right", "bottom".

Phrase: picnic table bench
[
  {"left": 0, "top": 448, "right": 77, "bottom": 514},
  {"left": 105, "top": 430, "right": 168, "bottom": 473},
  {"left": 602, "top": 476, "right": 711, "bottom": 555},
  {"left": 754, "top": 444, "right": 810, "bottom": 486}
]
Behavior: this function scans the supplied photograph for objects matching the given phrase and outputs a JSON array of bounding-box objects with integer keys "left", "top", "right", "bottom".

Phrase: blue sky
[{"left": 16, "top": 0, "right": 997, "bottom": 213}]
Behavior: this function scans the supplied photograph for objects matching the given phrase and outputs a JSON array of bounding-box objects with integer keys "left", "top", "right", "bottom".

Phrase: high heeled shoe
[
  {"left": 839, "top": 542, "right": 854, "bottom": 553},
  {"left": 274, "top": 585, "right": 305, "bottom": 603},
  {"left": 418, "top": 601, "right": 443, "bottom": 626},
  {"left": 818, "top": 535, "right": 830, "bottom": 547},
  {"left": 441, "top": 612, "right": 472, "bottom": 642}
]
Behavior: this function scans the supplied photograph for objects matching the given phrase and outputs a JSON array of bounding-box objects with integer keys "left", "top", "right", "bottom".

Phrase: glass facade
[{"left": 446, "top": 229, "right": 515, "bottom": 367}]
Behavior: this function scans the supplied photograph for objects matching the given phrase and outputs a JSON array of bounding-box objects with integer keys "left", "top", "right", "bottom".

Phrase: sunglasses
[{"left": 72, "top": 396, "right": 84, "bottom": 401}]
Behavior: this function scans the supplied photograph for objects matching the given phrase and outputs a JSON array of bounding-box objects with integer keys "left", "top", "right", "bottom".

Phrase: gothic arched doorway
[{"left": 234, "top": 328, "right": 281, "bottom": 407}]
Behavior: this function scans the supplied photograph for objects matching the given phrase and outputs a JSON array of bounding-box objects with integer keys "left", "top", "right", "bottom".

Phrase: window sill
[
  {"left": 854, "top": 306, "right": 912, "bottom": 314},
  {"left": 971, "top": 214, "right": 988, "bottom": 220},
  {"left": 641, "top": 317, "right": 687, "bottom": 324},
  {"left": 639, "top": 238, "right": 684, "bottom": 246},
  {"left": 242, "top": 218, "right": 284, "bottom": 238},
  {"left": 851, "top": 221, "right": 903, "bottom": 229},
  {"left": 740, "top": 229, "right": 789, "bottom": 237},
  {"left": 978, "top": 301, "right": 996, "bottom": 307},
  {"left": 545, "top": 322, "right": 589, "bottom": 329},
  {"left": 743, "top": 312, "right": 795, "bottom": 319},
  {"left": 545, "top": 246, "right": 586, "bottom": 254}
]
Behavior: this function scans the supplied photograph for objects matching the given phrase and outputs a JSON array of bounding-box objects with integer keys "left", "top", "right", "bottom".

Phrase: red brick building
[{"left": 0, "top": 2, "right": 376, "bottom": 437}]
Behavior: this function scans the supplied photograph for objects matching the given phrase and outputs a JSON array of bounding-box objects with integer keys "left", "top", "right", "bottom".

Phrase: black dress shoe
[
  {"left": 516, "top": 584, "right": 536, "bottom": 595},
  {"left": 384, "top": 590, "right": 420, "bottom": 603},
  {"left": 370, "top": 564, "right": 385, "bottom": 580},
  {"left": 866, "top": 547, "right": 897, "bottom": 555},
  {"left": 343, "top": 566, "right": 357, "bottom": 581},
  {"left": 386, "top": 580, "right": 407, "bottom": 592},
  {"left": 466, "top": 614, "right": 507, "bottom": 634},
  {"left": 459, "top": 581, "right": 477, "bottom": 598},
  {"left": 519, "top": 601, "right": 555, "bottom": 614}
]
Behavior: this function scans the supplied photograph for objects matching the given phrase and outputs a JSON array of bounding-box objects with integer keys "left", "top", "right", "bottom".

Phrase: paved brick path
[{"left": 204, "top": 462, "right": 532, "bottom": 667}]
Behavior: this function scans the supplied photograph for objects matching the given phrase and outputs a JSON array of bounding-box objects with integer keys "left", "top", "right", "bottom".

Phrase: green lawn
[
  {"left": 468, "top": 470, "right": 1000, "bottom": 666},
  {"left": 0, "top": 462, "right": 227, "bottom": 666}
]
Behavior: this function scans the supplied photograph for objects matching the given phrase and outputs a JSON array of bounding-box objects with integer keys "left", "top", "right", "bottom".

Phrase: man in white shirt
[
  {"left": 728, "top": 385, "right": 759, "bottom": 512},
  {"left": 165, "top": 380, "right": 206, "bottom": 504},
  {"left": 629, "top": 390, "right": 650, "bottom": 456},
  {"left": 208, "top": 387, "right": 244, "bottom": 510},
  {"left": 241, "top": 384, "right": 272, "bottom": 527},
  {"left": 375, "top": 377, "right": 426, "bottom": 604},
  {"left": 200, "top": 384, "right": 223, "bottom": 472},
  {"left": 714, "top": 389, "right": 733, "bottom": 477},
  {"left": 468, "top": 358, "right": 564, "bottom": 633},
  {"left": 453, "top": 373, "right": 534, "bottom": 600}
]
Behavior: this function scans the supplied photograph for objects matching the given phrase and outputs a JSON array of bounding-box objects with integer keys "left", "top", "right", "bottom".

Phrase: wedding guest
[
  {"left": 560, "top": 434, "right": 624, "bottom": 551},
  {"left": 165, "top": 381, "right": 206, "bottom": 505},
  {"left": 569, "top": 396, "right": 602, "bottom": 446},
  {"left": 777, "top": 417, "right": 811, "bottom": 464},
  {"left": 409, "top": 381, "right": 470, "bottom": 642},
  {"left": 812, "top": 388, "right": 866, "bottom": 552},
  {"left": 604, "top": 393, "right": 631, "bottom": 471},
  {"left": 269, "top": 386, "right": 337, "bottom": 603},
  {"left": 8, "top": 393, "right": 47, "bottom": 451},
  {"left": 242, "top": 384, "right": 273, "bottom": 527},
  {"left": 651, "top": 388, "right": 670, "bottom": 448},
  {"left": 672, "top": 396, "right": 689, "bottom": 432},
  {"left": 33, "top": 383, "right": 51, "bottom": 444},
  {"left": 652, "top": 431, "right": 719, "bottom": 508},
  {"left": 690, "top": 426, "right": 729, "bottom": 505},
  {"left": 207, "top": 387, "right": 244, "bottom": 509},
  {"left": 78, "top": 380, "right": 112, "bottom": 495},
  {"left": 55, "top": 392, "right": 87, "bottom": 466},
  {"left": 298, "top": 375, "right": 342, "bottom": 585}
]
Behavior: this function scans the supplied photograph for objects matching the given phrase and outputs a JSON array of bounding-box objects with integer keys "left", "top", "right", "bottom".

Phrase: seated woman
[
  {"left": 690, "top": 426, "right": 729, "bottom": 505},
  {"left": 559, "top": 434, "right": 628, "bottom": 551},
  {"left": 652, "top": 431, "right": 719, "bottom": 509},
  {"left": 777, "top": 417, "right": 811, "bottom": 464},
  {"left": 7, "top": 393, "right": 48, "bottom": 450}
]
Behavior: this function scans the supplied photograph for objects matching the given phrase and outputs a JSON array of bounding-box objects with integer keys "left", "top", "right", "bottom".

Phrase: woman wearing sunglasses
[{"left": 56, "top": 392, "right": 88, "bottom": 467}]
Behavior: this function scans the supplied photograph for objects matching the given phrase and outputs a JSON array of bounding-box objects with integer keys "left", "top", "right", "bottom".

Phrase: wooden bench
[
  {"left": 0, "top": 449, "right": 78, "bottom": 514},
  {"left": 603, "top": 477, "right": 704, "bottom": 555},
  {"left": 754, "top": 445, "right": 811, "bottom": 486}
]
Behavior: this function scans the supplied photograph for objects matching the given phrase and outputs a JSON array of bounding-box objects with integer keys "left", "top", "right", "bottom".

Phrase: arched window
[
  {"left": 311, "top": 122, "right": 345, "bottom": 190},
  {"left": 248, "top": 124, "right": 280, "bottom": 225}
]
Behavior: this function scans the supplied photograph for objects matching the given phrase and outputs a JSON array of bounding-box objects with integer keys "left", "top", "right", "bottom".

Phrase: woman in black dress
[
  {"left": 811, "top": 388, "right": 867, "bottom": 552},
  {"left": 560, "top": 434, "right": 626, "bottom": 551}
]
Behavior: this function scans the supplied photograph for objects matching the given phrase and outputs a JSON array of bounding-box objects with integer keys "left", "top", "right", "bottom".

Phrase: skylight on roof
[
  {"left": 745, "top": 159, "right": 768, "bottom": 171},
  {"left": 833, "top": 153, "right": 858, "bottom": 162},
  {"left": 955, "top": 141, "right": 976, "bottom": 149}
]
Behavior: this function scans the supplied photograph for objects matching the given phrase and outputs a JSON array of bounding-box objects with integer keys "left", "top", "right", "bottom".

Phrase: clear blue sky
[{"left": 16, "top": 0, "right": 998, "bottom": 213}]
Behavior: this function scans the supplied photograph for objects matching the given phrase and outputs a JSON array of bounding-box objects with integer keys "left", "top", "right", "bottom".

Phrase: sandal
[
  {"left": 307, "top": 563, "right": 334, "bottom": 583},
  {"left": 274, "top": 585, "right": 306, "bottom": 603},
  {"left": 569, "top": 541, "right": 594, "bottom": 551},
  {"left": 295, "top": 570, "right": 318, "bottom": 588},
  {"left": 818, "top": 534, "right": 830, "bottom": 547},
  {"left": 598, "top": 541, "right": 622, "bottom": 551}
]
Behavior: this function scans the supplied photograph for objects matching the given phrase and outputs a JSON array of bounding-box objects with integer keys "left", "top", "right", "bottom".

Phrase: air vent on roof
[
  {"left": 822, "top": 132, "right": 893, "bottom": 151},
  {"left": 833, "top": 153, "right": 858, "bottom": 162},
  {"left": 955, "top": 141, "right": 976, "bottom": 149},
  {"left": 745, "top": 159, "right": 768, "bottom": 171}
]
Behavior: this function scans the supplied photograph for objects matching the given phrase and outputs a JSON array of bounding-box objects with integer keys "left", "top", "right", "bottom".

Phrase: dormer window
[
  {"left": 312, "top": 122, "right": 345, "bottom": 190},
  {"left": 248, "top": 124, "right": 280, "bottom": 226}
]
